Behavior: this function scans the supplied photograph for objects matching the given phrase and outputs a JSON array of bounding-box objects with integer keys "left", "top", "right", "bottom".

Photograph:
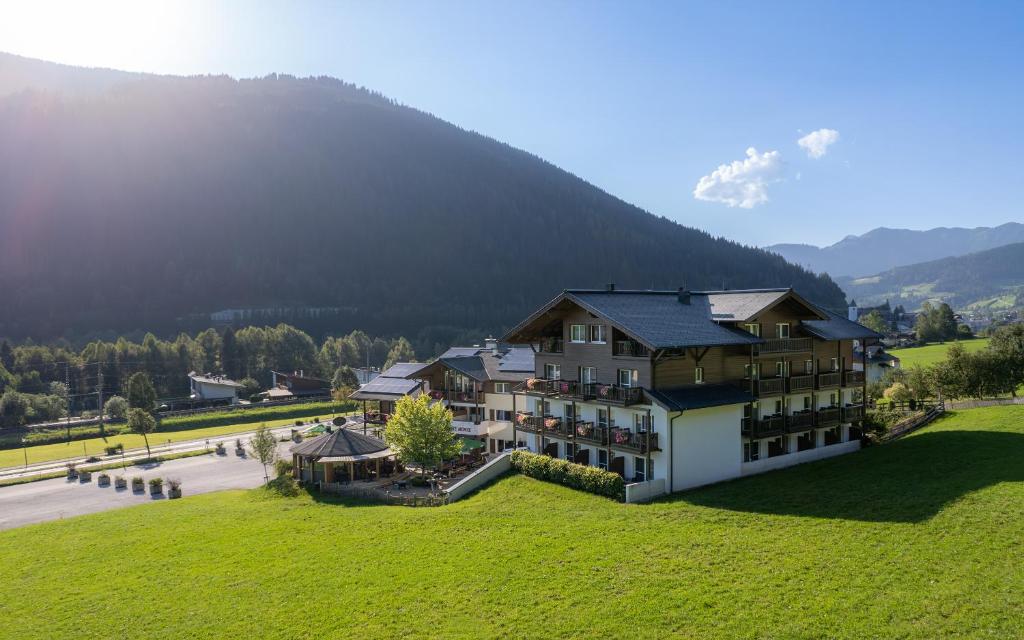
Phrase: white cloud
[
  {"left": 692, "top": 147, "right": 783, "bottom": 209},
  {"left": 797, "top": 128, "right": 840, "bottom": 159}
]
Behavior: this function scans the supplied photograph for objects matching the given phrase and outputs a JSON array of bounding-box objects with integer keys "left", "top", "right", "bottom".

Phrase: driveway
[{"left": 0, "top": 442, "right": 291, "bottom": 531}]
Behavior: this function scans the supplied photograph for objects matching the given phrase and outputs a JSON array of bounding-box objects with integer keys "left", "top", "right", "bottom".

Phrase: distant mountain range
[
  {"left": 0, "top": 53, "right": 846, "bottom": 349},
  {"left": 767, "top": 223, "right": 1024, "bottom": 278},
  {"left": 838, "top": 241, "right": 1024, "bottom": 312}
]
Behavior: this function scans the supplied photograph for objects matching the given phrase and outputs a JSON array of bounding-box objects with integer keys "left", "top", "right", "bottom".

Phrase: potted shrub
[
  {"left": 131, "top": 476, "right": 145, "bottom": 492},
  {"left": 295, "top": 419, "right": 304, "bottom": 426},
  {"left": 235, "top": 438, "right": 245, "bottom": 456},
  {"left": 149, "top": 477, "right": 163, "bottom": 495},
  {"left": 167, "top": 478, "right": 182, "bottom": 499},
  {"left": 78, "top": 469, "right": 92, "bottom": 482},
  {"left": 66, "top": 463, "right": 78, "bottom": 480},
  {"left": 97, "top": 472, "right": 111, "bottom": 487},
  {"left": 215, "top": 441, "right": 226, "bottom": 455},
  {"left": 114, "top": 475, "right": 128, "bottom": 489}
]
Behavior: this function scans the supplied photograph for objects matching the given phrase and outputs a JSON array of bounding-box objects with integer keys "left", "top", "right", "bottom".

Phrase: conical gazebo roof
[{"left": 290, "top": 428, "right": 393, "bottom": 462}]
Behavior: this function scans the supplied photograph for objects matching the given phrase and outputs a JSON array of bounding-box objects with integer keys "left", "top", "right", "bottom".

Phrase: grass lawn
[
  {"left": 1, "top": 406, "right": 1022, "bottom": 638},
  {"left": 0, "top": 411, "right": 352, "bottom": 470},
  {"left": 891, "top": 337, "right": 990, "bottom": 368}
]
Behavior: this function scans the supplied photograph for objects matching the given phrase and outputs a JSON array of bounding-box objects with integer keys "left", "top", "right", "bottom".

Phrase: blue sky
[{"left": 3, "top": 1, "right": 1022, "bottom": 246}]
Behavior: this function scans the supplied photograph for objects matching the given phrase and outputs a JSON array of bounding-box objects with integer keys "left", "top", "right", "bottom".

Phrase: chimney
[
  {"left": 677, "top": 287, "right": 691, "bottom": 305},
  {"left": 484, "top": 336, "right": 498, "bottom": 354},
  {"left": 606, "top": 283, "right": 616, "bottom": 292}
]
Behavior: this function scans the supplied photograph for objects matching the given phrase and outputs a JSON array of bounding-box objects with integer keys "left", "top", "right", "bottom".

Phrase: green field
[
  {"left": 891, "top": 337, "right": 990, "bottom": 368},
  {"left": 0, "top": 405, "right": 355, "bottom": 469},
  {"left": 1, "top": 406, "right": 1022, "bottom": 638}
]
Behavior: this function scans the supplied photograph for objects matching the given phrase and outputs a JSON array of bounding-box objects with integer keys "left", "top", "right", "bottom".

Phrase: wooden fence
[
  {"left": 318, "top": 481, "right": 448, "bottom": 507},
  {"left": 883, "top": 402, "right": 946, "bottom": 441}
]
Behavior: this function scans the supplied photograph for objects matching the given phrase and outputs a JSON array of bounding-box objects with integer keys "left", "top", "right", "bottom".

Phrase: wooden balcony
[
  {"left": 756, "top": 337, "right": 813, "bottom": 354},
  {"left": 613, "top": 340, "right": 650, "bottom": 357},
  {"left": 817, "top": 372, "right": 841, "bottom": 388},
  {"left": 609, "top": 428, "right": 659, "bottom": 453},
  {"left": 753, "top": 415, "right": 785, "bottom": 438},
  {"left": 786, "top": 411, "right": 815, "bottom": 432},
  {"left": 817, "top": 406, "right": 841, "bottom": 426},
  {"left": 588, "top": 383, "right": 643, "bottom": 406},
  {"left": 539, "top": 337, "right": 563, "bottom": 354},
  {"left": 515, "top": 413, "right": 542, "bottom": 433},
  {"left": 843, "top": 404, "right": 864, "bottom": 422},
  {"left": 447, "top": 389, "right": 485, "bottom": 404},
  {"left": 757, "top": 377, "right": 786, "bottom": 396},
  {"left": 514, "top": 380, "right": 641, "bottom": 406},
  {"left": 788, "top": 374, "right": 815, "bottom": 392},
  {"left": 572, "top": 421, "right": 606, "bottom": 445},
  {"left": 845, "top": 370, "right": 865, "bottom": 386}
]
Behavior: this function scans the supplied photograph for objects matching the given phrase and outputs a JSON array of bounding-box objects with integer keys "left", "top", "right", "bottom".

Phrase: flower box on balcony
[
  {"left": 543, "top": 418, "right": 559, "bottom": 430},
  {"left": 613, "top": 429, "right": 631, "bottom": 445}
]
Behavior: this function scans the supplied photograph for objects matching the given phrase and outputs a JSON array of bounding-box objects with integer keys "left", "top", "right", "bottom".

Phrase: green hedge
[
  {"left": 509, "top": 450, "right": 625, "bottom": 501},
  {"left": 159, "top": 401, "right": 356, "bottom": 431}
]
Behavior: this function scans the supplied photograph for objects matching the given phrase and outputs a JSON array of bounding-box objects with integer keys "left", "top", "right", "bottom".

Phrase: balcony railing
[
  {"left": 757, "top": 377, "right": 785, "bottom": 396},
  {"left": 843, "top": 404, "right": 864, "bottom": 422},
  {"left": 613, "top": 340, "right": 650, "bottom": 357},
  {"left": 573, "top": 421, "right": 606, "bottom": 445},
  {"left": 845, "top": 370, "right": 865, "bottom": 386},
  {"left": 515, "top": 413, "right": 566, "bottom": 435},
  {"left": 756, "top": 337, "right": 813, "bottom": 354},
  {"left": 788, "top": 374, "right": 815, "bottom": 392},
  {"left": 817, "top": 406, "right": 840, "bottom": 426},
  {"left": 447, "top": 389, "right": 485, "bottom": 404},
  {"left": 514, "top": 379, "right": 643, "bottom": 406},
  {"left": 539, "top": 337, "right": 564, "bottom": 354},
  {"left": 818, "top": 372, "right": 841, "bottom": 388},
  {"left": 786, "top": 411, "right": 815, "bottom": 432},
  {"left": 752, "top": 415, "right": 785, "bottom": 438},
  {"left": 609, "top": 428, "right": 658, "bottom": 453}
]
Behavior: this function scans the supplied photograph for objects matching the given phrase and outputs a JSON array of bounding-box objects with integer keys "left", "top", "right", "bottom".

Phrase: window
[
  {"left": 634, "top": 457, "right": 647, "bottom": 482},
  {"left": 775, "top": 361, "right": 790, "bottom": 378},
  {"left": 589, "top": 325, "right": 607, "bottom": 343},
  {"left": 565, "top": 442, "right": 577, "bottom": 461},
  {"left": 695, "top": 366, "right": 704, "bottom": 384},
  {"left": 773, "top": 399, "right": 783, "bottom": 415},
  {"left": 634, "top": 413, "right": 650, "bottom": 431},
  {"left": 493, "top": 382, "right": 510, "bottom": 394},
  {"left": 493, "top": 410, "right": 512, "bottom": 421},
  {"left": 564, "top": 403, "right": 575, "bottom": 419},
  {"left": 804, "top": 360, "right": 814, "bottom": 374},
  {"left": 597, "top": 408, "right": 609, "bottom": 428},
  {"left": 803, "top": 396, "right": 811, "bottom": 411},
  {"left": 544, "top": 363, "right": 561, "bottom": 380},
  {"left": 597, "top": 449, "right": 608, "bottom": 470},
  {"left": 536, "top": 399, "right": 549, "bottom": 415},
  {"left": 743, "top": 441, "right": 760, "bottom": 462},
  {"left": 776, "top": 323, "right": 790, "bottom": 339},
  {"left": 618, "top": 368, "right": 638, "bottom": 387},
  {"left": 579, "top": 366, "right": 596, "bottom": 384},
  {"left": 570, "top": 324, "right": 586, "bottom": 343},
  {"left": 744, "top": 363, "right": 760, "bottom": 380},
  {"left": 830, "top": 357, "right": 839, "bottom": 372},
  {"left": 830, "top": 392, "right": 838, "bottom": 407},
  {"left": 744, "top": 323, "right": 761, "bottom": 337}
]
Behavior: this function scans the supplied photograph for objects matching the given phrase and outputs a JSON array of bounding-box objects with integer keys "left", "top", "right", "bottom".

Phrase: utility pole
[
  {"left": 65, "top": 363, "right": 72, "bottom": 441},
  {"left": 96, "top": 361, "right": 104, "bottom": 437}
]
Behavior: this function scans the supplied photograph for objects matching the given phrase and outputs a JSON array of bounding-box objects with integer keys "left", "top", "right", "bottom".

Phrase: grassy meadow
[
  {"left": 0, "top": 406, "right": 1022, "bottom": 638},
  {"left": 891, "top": 337, "right": 990, "bottom": 368}
]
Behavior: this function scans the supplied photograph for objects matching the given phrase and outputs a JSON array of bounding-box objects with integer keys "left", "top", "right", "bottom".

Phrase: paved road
[{"left": 0, "top": 442, "right": 291, "bottom": 531}]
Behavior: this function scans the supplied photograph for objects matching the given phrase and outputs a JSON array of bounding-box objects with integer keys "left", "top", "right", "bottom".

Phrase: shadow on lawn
[{"left": 671, "top": 429, "right": 1024, "bottom": 523}]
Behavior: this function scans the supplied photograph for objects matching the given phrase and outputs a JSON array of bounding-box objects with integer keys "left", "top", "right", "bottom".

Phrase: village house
[
  {"left": 503, "top": 286, "right": 881, "bottom": 500},
  {"left": 188, "top": 372, "right": 244, "bottom": 405},
  {"left": 260, "top": 370, "right": 331, "bottom": 400}
]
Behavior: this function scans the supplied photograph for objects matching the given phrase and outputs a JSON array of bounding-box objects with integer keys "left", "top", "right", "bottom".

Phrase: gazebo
[{"left": 291, "top": 428, "right": 397, "bottom": 485}]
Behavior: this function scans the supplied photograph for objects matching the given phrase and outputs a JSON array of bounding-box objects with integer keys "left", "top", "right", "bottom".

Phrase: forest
[
  {"left": 0, "top": 325, "right": 414, "bottom": 426},
  {"left": 0, "top": 57, "right": 847, "bottom": 347}
]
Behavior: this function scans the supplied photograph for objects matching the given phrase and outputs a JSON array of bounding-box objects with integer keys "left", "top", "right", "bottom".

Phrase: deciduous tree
[{"left": 384, "top": 394, "right": 459, "bottom": 476}]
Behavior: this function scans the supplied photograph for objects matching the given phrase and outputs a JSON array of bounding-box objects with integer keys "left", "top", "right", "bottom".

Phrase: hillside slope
[
  {"left": 0, "top": 53, "right": 845, "bottom": 345},
  {"left": 839, "top": 241, "right": 1024, "bottom": 310},
  {"left": 768, "top": 223, "right": 1024, "bottom": 278}
]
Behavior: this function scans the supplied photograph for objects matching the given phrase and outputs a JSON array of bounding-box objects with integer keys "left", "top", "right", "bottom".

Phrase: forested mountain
[
  {"left": 0, "top": 53, "right": 845, "bottom": 352},
  {"left": 838, "top": 242, "right": 1024, "bottom": 311},
  {"left": 768, "top": 223, "right": 1024, "bottom": 278}
]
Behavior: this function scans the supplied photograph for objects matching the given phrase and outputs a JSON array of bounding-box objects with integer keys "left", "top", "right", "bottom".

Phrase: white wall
[
  {"left": 741, "top": 439, "right": 859, "bottom": 476},
  {"left": 670, "top": 404, "right": 744, "bottom": 492}
]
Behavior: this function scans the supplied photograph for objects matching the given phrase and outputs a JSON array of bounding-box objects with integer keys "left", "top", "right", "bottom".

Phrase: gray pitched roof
[
  {"left": 379, "top": 362, "right": 429, "bottom": 379},
  {"left": 439, "top": 347, "right": 482, "bottom": 358},
  {"left": 290, "top": 429, "right": 388, "bottom": 458},
  {"left": 349, "top": 373, "right": 421, "bottom": 399},
  {"left": 440, "top": 350, "right": 533, "bottom": 383},
  {"left": 646, "top": 384, "right": 753, "bottom": 412},
  {"left": 497, "top": 346, "right": 535, "bottom": 373},
  {"left": 565, "top": 291, "right": 764, "bottom": 349},
  {"left": 704, "top": 290, "right": 790, "bottom": 321},
  {"left": 803, "top": 309, "right": 884, "bottom": 341}
]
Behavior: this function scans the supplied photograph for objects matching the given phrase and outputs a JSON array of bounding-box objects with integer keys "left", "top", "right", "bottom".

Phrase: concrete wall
[
  {"left": 671, "top": 404, "right": 744, "bottom": 492},
  {"left": 741, "top": 439, "right": 860, "bottom": 476},
  {"left": 445, "top": 452, "right": 512, "bottom": 502},
  {"left": 625, "top": 478, "right": 666, "bottom": 503}
]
